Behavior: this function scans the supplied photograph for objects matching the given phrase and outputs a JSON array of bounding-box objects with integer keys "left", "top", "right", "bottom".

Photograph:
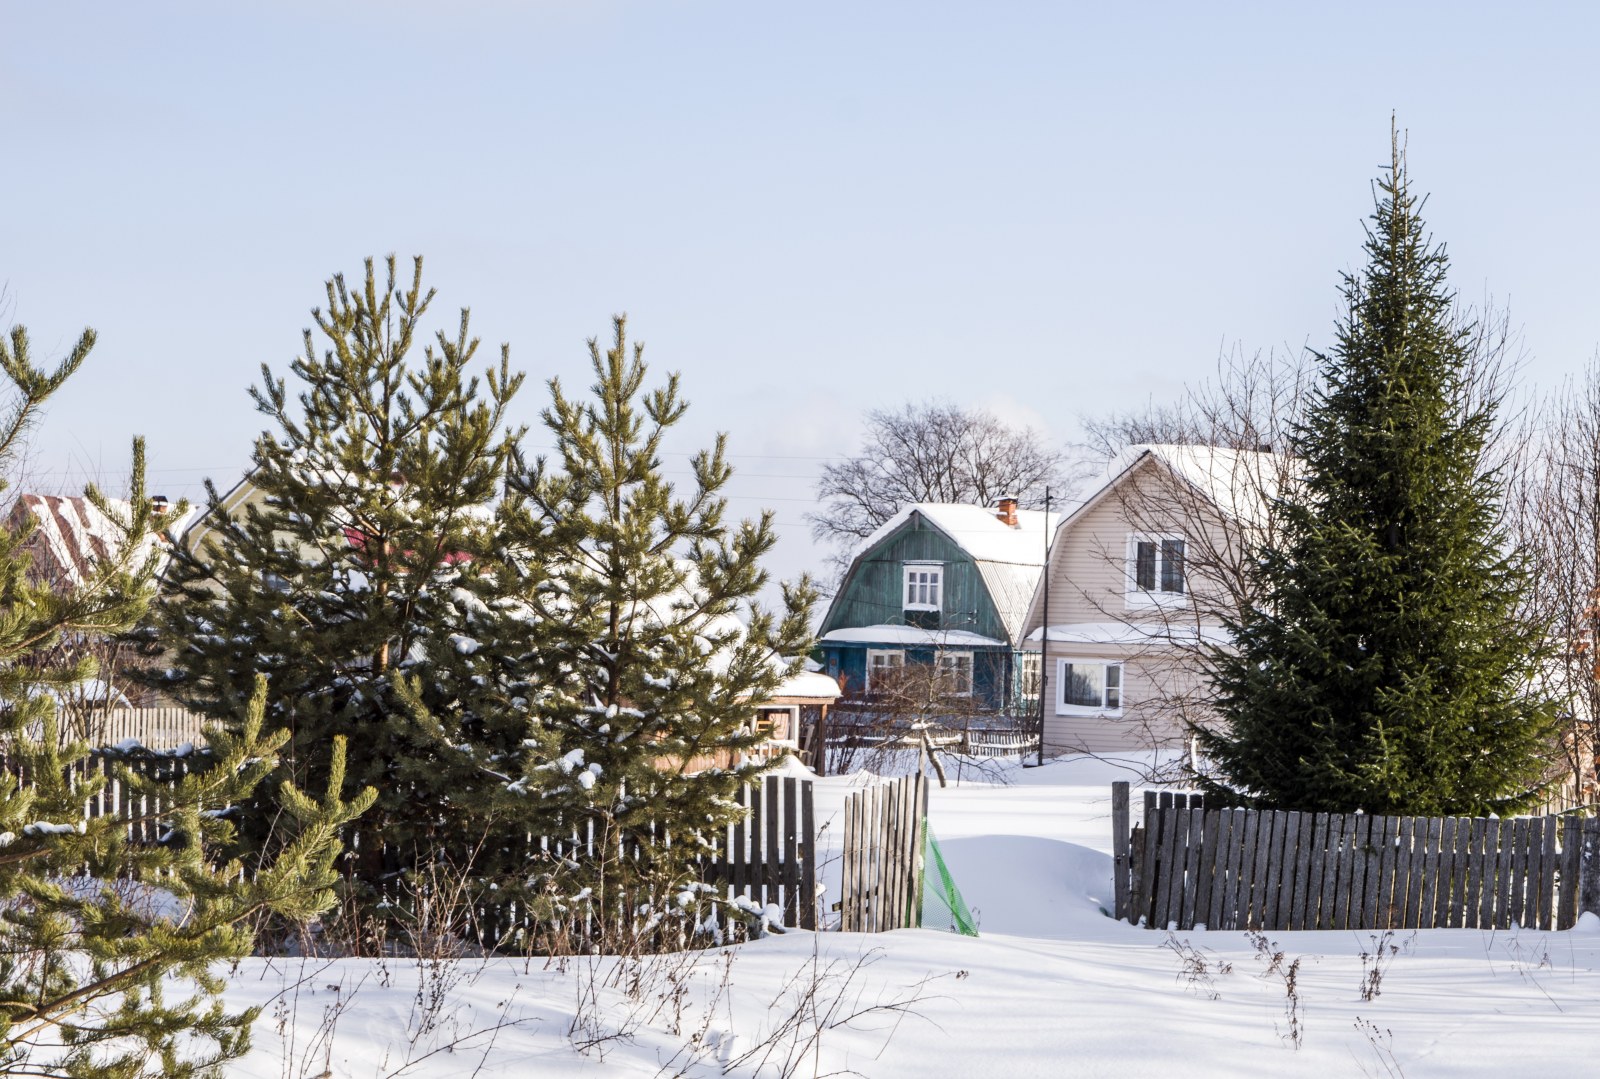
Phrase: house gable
[{"left": 819, "top": 510, "right": 1011, "bottom": 644}]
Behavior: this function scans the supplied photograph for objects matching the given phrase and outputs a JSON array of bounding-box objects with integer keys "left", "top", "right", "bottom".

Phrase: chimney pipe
[{"left": 996, "top": 497, "right": 1019, "bottom": 528}]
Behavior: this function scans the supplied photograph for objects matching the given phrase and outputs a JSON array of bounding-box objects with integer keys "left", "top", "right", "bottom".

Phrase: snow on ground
[{"left": 225, "top": 756, "right": 1600, "bottom": 1077}]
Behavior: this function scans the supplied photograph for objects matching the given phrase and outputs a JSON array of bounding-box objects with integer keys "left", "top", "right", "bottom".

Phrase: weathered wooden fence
[
  {"left": 838, "top": 773, "right": 929, "bottom": 932},
  {"left": 963, "top": 728, "right": 1040, "bottom": 758},
  {"left": 1112, "top": 783, "right": 1600, "bottom": 932},
  {"left": 702, "top": 775, "right": 816, "bottom": 929}
]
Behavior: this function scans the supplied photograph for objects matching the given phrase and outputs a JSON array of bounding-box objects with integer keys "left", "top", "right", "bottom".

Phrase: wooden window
[
  {"left": 866, "top": 649, "right": 905, "bottom": 693},
  {"left": 902, "top": 563, "right": 943, "bottom": 611}
]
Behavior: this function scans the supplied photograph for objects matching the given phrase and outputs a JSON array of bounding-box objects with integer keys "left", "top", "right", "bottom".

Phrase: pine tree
[
  {"left": 0, "top": 324, "right": 373, "bottom": 1076},
  {"left": 494, "top": 317, "right": 816, "bottom": 949},
  {"left": 147, "top": 257, "right": 530, "bottom": 927},
  {"left": 1197, "top": 133, "right": 1558, "bottom": 816}
]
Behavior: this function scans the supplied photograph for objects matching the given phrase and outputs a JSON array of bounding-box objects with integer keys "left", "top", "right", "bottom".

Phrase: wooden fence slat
[
  {"left": 1129, "top": 824, "right": 1147, "bottom": 926},
  {"left": 1373, "top": 815, "right": 1397, "bottom": 930},
  {"left": 1152, "top": 808, "right": 1178, "bottom": 931},
  {"left": 765, "top": 779, "right": 782, "bottom": 916},
  {"left": 1286, "top": 812, "right": 1313, "bottom": 931},
  {"left": 1579, "top": 818, "right": 1600, "bottom": 926},
  {"left": 800, "top": 781, "right": 816, "bottom": 930},
  {"left": 782, "top": 778, "right": 800, "bottom": 927},
  {"left": 1342, "top": 814, "right": 1367, "bottom": 929},
  {"left": 1205, "top": 809, "right": 1233, "bottom": 930},
  {"left": 1112, "top": 782, "right": 1131, "bottom": 923},
  {"left": 1452, "top": 817, "right": 1474, "bottom": 928},
  {"left": 1318, "top": 815, "right": 1346, "bottom": 930},
  {"left": 1138, "top": 797, "right": 1161, "bottom": 927},
  {"left": 1225, "top": 807, "right": 1251, "bottom": 931},
  {"left": 1418, "top": 816, "right": 1443, "bottom": 931},
  {"left": 1475, "top": 818, "right": 1499, "bottom": 930},
  {"left": 1302, "top": 812, "right": 1329, "bottom": 930},
  {"left": 1508, "top": 817, "right": 1528, "bottom": 929},
  {"left": 1180, "top": 810, "right": 1206, "bottom": 929},
  {"left": 1536, "top": 810, "right": 1548, "bottom": 928},
  {"left": 1264, "top": 811, "right": 1296, "bottom": 931},
  {"left": 1247, "top": 810, "right": 1277, "bottom": 930}
]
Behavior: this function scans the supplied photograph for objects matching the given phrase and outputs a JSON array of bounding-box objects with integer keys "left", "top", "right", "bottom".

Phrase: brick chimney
[{"left": 996, "top": 497, "right": 1019, "bottom": 528}]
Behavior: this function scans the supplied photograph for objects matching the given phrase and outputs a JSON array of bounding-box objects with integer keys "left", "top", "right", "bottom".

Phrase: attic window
[
  {"left": 1128, "top": 534, "right": 1184, "bottom": 602},
  {"left": 902, "top": 563, "right": 942, "bottom": 612}
]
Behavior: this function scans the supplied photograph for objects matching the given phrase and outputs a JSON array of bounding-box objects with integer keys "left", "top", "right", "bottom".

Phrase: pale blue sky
[{"left": 6, "top": 2, "right": 1600, "bottom": 598}]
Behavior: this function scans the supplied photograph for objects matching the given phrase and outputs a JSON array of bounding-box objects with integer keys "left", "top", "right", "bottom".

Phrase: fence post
[
  {"left": 1111, "top": 781, "right": 1130, "bottom": 922},
  {"left": 1580, "top": 817, "right": 1600, "bottom": 925}
]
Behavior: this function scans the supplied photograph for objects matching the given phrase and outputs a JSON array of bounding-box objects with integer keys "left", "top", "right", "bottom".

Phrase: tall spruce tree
[
  {"left": 0, "top": 324, "right": 372, "bottom": 1076},
  {"left": 1196, "top": 134, "right": 1557, "bottom": 816},
  {"left": 491, "top": 317, "right": 816, "bottom": 949},
  {"left": 147, "top": 257, "right": 530, "bottom": 925}
]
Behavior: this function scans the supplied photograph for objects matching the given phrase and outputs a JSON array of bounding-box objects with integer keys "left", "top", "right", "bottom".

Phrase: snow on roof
[
  {"left": 1023, "top": 621, "right": 1232, "bottom": 648},
  {"left": 11, "top": 495, "right": 198, "bottom": 590},
  {"left": 1100, "top": 444, "right": 1284, "bottom": 528},
  {"left": 839, "top": 502, "right": 1063, "bottom": 648},
  {"left": 818, "top": 625, "right": 1009, "bottom": 649},
  {"left": 770, "top": 669, "right": 843, "bottom": 700},
  {"left": 855, "top": 503, "right": 1061, "bottom": 567}
]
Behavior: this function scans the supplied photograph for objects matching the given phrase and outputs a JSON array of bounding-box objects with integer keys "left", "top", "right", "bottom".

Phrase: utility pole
[{"left": 1037, "top": 487, "right": 1050, "bottom": 767}]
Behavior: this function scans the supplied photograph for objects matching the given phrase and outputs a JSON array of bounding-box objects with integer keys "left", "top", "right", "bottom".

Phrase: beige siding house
[{"left": 1021, "top": 445, "right": 1280, "bottom": 754}]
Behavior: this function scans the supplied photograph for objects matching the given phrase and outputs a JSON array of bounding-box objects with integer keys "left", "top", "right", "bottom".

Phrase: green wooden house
[{"left": 816, "top": 500, "right": 1058, "bottom": 714}]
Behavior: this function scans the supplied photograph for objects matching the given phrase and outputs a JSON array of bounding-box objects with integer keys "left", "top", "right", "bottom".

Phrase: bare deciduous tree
[
  {"left": 809, "top": 401, "right": 1067, "bottom": 580},
  {"left": 1510, "top": 359, "right": 1600, "bottom": 810}
]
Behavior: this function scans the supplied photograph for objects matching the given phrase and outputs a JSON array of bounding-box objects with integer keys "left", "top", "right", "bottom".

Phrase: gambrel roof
[{"left": 830, "top": 503, "right": 1061, "bottom": 648}]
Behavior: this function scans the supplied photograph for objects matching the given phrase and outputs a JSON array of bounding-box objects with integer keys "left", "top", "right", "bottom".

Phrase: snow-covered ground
[{"left": 225, "top": 756, "right": 1600, "bottom": 1077}]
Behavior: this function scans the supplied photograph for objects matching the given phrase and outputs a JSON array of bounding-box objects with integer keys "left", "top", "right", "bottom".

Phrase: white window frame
[
  {"left": 865, "top": 649, "right": 905, "bottom": 694},
  {"left": 1125, "top": 532, "right": 1186, "bottom": 607},
  {"left": 902, "top": 562, "right": 943, "bottom": 612},
  {"left": 1018, "top": 652, "right": 1042, "bottom": 701},
  {"left": 1055, "top": 658, "right": 1123, "bottom": 715},
  {"left": 935, "top": 650, "right": 974, "bottom": 697}
]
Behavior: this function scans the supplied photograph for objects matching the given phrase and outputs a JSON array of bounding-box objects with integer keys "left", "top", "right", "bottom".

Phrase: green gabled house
[{"left": 816, "top": 500, "right": 1058, "bottom": 714}]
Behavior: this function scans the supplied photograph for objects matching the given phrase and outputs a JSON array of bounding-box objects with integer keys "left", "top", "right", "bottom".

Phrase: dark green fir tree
[
  {"left": 146, "top": 257, "right": 531, "bottom": 924},
  {"left": 493, "top": 317, "right": 816, "bottom": 949},
  {"left": 1196, "top": 133, "right": 1558, "bottom": 816},
  {"left": 0, "top": 324, "right": 372, "bottom": 1076}
]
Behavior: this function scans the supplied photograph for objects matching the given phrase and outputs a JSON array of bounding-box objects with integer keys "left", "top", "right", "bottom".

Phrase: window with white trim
[
  {"left": 1127, "top": 534, "right": 1185, "bottom": 601},
  {"left": 1018, "top": 652, "right": 1042, "bottom": 705},
  {"left": 866, "top": 649, "right": 905, "bottom": 693},
  {"left": 1055, "top": 659, "right": 1122, "bottom": 714},
  {"left": 935, "top": 651, "right": 974, "bottom": 696},
  {"left": 902, "top": 563, "right": 943, "bottom": 611}
]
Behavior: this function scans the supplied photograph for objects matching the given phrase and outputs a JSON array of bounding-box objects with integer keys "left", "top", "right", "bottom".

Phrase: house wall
[
  {"left": 1031, "top": 456, "right": 1235, "bottom": 632},
  {"left": 820, "top": 515, "right": 1009, "bottom": 643},
  {"left": 821, "top": 643, "right": 1012, "bottom": 712},
  {"left": 1040, "top": 646, "right": 1202, "bottom": 753},
  {"left": 1029, "top": 455, "right": 1240, "bottom": 752}
]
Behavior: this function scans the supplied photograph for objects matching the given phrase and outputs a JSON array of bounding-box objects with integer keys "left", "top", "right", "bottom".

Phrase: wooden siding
[
  {"left": 824, "top": 643, "right": 1012, "bottom": 710},
  {"left": 1042, "top": 649, "right": 1195, "bottom": 753},
  {"left": 1029, "top": 456, "right": 1236, "bottom": 752},
  {"left": 820, "top": 514, "right": 1009, "bottom": 643}
]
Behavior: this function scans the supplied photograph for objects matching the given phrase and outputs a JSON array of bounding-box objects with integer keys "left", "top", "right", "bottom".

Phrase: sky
[{"left": 6, "top": 1, "right": 1600, "bottom": 604}]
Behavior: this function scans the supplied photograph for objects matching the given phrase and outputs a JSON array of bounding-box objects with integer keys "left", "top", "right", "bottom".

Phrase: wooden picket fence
[
  {"left": 26, "top": 748, "right": 821, "bottom": 935},
  {"left": 962, "top": 728, "right": 1041, "bottom": 758},
  {"left": 837, "top": 773, "right": 929, "bottom": 932},
  {"left": 1112, "top": 783, "right": 1600, "bottom": 932}
]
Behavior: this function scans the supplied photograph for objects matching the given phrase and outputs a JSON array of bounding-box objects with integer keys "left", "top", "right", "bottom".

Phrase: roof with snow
[
  {"left": 1096, "top": 444, "right": 1284, "bottom": 529},
  {"left": 770, "top": 669, "right": 843, "bottom": 700},
  {"left": 855, "top": 503, "right": 1061, "bottom": 567},
  {"left": 1023, "top": 621, "right": 1232, "bottom": 648},
  {"left": 818, "top": 625, "right": 1010, "bottom": 649},
  {"left": 10, "top": 495, "right": 198, "bottom": 590},
  {"left": 822, "top": 503, "right": 1061, "bottom": 648}
]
